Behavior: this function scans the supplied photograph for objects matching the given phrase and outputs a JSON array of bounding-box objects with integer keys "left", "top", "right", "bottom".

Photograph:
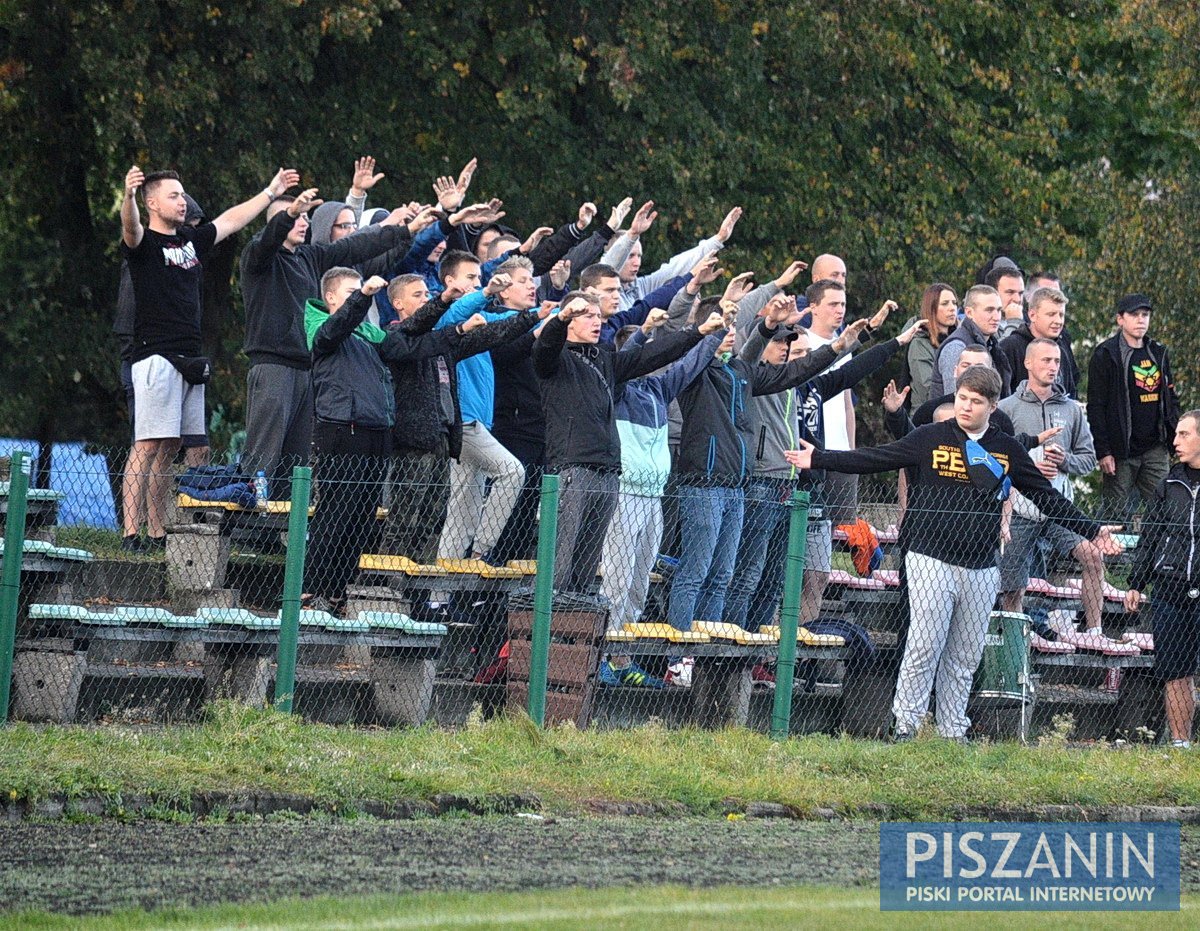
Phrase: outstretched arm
[{"left": 213, "top": 168, "right": 299, "bottom": 244}]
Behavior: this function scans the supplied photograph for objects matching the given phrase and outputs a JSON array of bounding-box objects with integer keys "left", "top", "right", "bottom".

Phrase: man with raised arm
[
  {"left": 599, "top": 202, "right": 742, "bottom": 312},
  {"left": 121, "top": 163, "right": 298, "bottom": 546},
  {"left": 786, "top": 366, "right": 1121, "bottom": 742}
]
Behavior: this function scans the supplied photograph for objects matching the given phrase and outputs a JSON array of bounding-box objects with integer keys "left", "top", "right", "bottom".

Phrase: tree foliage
[{"left": 0, "top": 0, "right": 1192, "bottom": 448}]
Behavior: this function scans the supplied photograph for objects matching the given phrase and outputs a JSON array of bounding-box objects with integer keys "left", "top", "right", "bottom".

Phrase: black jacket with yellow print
[{"left": 811, "top": 421, "right": 1101, "bottom": 570}]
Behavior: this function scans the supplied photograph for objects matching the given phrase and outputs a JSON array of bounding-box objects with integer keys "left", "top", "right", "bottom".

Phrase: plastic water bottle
[{"left": 254, "top": 471, "right": 268, "bottom": 507}]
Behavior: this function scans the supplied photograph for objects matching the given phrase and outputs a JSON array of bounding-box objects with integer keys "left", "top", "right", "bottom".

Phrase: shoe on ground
[
  {"left": 891, "top": 728, "right": 915, "bottom": 744},
  {"left": 750, "top": 663, "right": 776, "bottom": 689},
  {"left": 1173, "top": 739, "right": 1192, "bottom": 749},
  {"left": 665, "top": 657, "right": 694, "bottom": 688},
  {"left": 120, "top": 534, "right": 146, "bottom": 553},
  {"left": 599, "top": 660, "right": 664, "bottom": 689},
  {"left": 145, "top": 535, "right": 166, "bottom": 551}
]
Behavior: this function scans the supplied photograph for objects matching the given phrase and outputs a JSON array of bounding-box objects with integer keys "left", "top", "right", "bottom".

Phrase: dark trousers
[
  {"left": 553, "top": 466, "right": 619, "bottom": 593},
  {"left": 242, "top": 363, "right": 314, "bottom": 497},
  {"left": 304, "top": 421, "right": 388, "bottom": 600},
  {"left": 381, "top": 440, "right": 451, "bottom": 563}
]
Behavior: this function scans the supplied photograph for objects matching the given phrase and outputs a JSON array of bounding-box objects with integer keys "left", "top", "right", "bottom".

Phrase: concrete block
[
  {"left": 166, "top": 524, "right": 229, "bottom": 592},
  {"left": 372, "top": 656, "right": 435, "bottom": 726},
  {"left": 12, "top": 651, "right": 85, "bottom": 723}
]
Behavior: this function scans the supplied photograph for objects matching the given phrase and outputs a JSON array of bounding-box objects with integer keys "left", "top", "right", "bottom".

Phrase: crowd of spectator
[{"left": 115, "top": 155, "right": 1198, "bottom": 747}]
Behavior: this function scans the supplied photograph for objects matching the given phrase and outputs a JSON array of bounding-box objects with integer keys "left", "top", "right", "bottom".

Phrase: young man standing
[
  {"left": 1126, "top": 410, "right": 1200, "bottom": 749},
  {"left": 787, "top": 366, "right": 1120, "bottom": 741},
  {"left": 999, "top": 287, "right": 1081, "bottom": 398},
  {"left": 121, "top": 163, "right": 298, "bottom": 546},
  {"left": 929, "top": 285, "right": 1012, "bottom": 399},
  {"left": 1087, "top": 293, "right": 1180, "bottom": 523},
  {"left": 998, "top": 339, "right": 1104, "bottom": 629}
]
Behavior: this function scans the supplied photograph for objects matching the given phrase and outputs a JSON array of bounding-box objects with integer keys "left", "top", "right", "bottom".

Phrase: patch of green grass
[
  {"left": 2, "top": 703, "right": 1200, "bottom": 818},
  {"left": 4, "top": 885, "right": 1196, "bottom": 929}
]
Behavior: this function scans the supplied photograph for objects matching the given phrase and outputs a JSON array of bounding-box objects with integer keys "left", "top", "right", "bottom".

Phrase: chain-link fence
[{"left": 0, "top": 446, "right": 1192, "bottom": 746}]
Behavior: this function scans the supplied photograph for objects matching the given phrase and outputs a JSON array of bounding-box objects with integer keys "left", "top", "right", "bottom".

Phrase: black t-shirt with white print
[{"left": 121, "top": 222, "right": 217, "bottom": 362}]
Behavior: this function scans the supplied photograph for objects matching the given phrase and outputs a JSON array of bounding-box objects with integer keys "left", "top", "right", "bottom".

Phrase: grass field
[
  {"left": 2, "top": 703, "right": 1197, "bottom": 818},
  {"left": 6, "top": 885, "right": 1196, "bottom": 929}
]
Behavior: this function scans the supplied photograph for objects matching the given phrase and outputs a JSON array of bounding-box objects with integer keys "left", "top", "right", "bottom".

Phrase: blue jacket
[
  {"left": 433, "top": 290, "right": 514, "bottom": 428},
  {"left": 616, "top": 333, "right": 722, "bottom": 496},
  {"left": 375, "top": 224, "right": 447, "bottom": 326}
]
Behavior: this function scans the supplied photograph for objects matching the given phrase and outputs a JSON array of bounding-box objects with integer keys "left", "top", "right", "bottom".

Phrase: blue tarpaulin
[{"left": 0, "top": 440, "right": 117, "bottom": 529}]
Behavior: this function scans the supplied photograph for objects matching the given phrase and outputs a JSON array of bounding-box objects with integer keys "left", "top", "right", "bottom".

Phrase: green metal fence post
[
  {"left": 770, "top": 489, "right": 810, "bottom": 740},
  {"left": 527, "top": 473, "right": 560, "bottom": 726},
  {"left": 274, "top": 466, "right": 312, "bottom": 712},
  {"left": 0, "top": 451, "right": 31, "bottom": 723}
]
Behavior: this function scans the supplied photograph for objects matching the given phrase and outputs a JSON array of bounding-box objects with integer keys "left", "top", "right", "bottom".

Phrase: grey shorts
[
  {"left": 131, "top": 355, "right": 206, "bottom": 442},
  {"left": 805, "top": 519, "right": 833, "bottom": 573},
  {"left": 998, "top": 514, "right": 1082, "bottom": 592}
]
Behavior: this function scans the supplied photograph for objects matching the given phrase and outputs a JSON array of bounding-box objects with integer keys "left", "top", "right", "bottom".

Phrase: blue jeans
[
  {"left": 723, "top": 477, "right": 791, "bottom": 630},
  {"left": 668, "top": 484, "right": 745, "bottom": 632}
]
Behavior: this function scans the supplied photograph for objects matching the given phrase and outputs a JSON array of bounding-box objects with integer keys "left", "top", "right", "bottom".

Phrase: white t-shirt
[{"left": 808, "top": 332, "right": 852, "bottom": 450}]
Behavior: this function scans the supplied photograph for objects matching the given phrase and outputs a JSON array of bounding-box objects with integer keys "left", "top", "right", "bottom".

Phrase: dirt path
[{"left": 2, "top": 819, "right": 1197, "bottom": 916}]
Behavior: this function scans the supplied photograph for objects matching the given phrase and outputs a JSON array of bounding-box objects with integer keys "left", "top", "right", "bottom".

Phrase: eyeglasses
[{"left": 332, "top": 222, "right": 358, "bottom": 231}]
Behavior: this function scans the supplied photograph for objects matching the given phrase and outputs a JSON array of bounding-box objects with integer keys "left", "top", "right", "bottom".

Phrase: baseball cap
[
  {"left": 1116, "top": 293, "right": 1152, "bottom": 315},
  {"left": 769, "top": 325, "right": 799, "bottom": 343}
]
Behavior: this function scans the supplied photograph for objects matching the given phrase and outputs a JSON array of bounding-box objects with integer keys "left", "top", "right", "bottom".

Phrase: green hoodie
[{"left": 303, "top": 298, "right": 387, "bottom": 350}]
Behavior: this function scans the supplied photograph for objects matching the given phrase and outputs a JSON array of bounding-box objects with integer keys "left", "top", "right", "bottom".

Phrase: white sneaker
[
  {"left": 1172, "top": 739, "right": 1191, "bottom": 750},
  {"left": 666, "top": 657, "right": 694, "bottom": 688}
]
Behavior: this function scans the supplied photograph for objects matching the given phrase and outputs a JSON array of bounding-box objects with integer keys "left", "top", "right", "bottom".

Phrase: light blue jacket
[
  {"left": 616, "top": 332, "right": 722, "bottom": 496},
  {"left": 433, "top": 289, "right": 514, "bottom": 428}
]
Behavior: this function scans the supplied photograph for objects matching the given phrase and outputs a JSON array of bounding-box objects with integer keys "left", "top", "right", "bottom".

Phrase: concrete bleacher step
[{"left": 357, "top": 611, "right": 446, "bottom": 635}]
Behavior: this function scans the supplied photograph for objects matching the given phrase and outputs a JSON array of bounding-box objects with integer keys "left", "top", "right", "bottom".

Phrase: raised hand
[
  {"left": 831, "top": 318, "right": 871, "bottom": 353},
  {"left": 763, "top": 294, "right": 794, "bottom": 326},
  {"left": 450, "top": 200, "right": 506, "bottom": 227},
  {"left": 721, "top": 271, "right": 756, "bottom": 305},
  {"left": 641, "top": 308, "right": 669, "bottom": 333},
  {"left": 607, "top": 197, "right": 633, "bottom": 231},
  {"left": 549, "top": 259, "right": 572, "bottom": 290},
  {"left": 577, "top": 202, "right": 597, "bottom": 231},
  {"left": 360, "top": 275, "right": 388, "bottom": 297},
  {"left": 124, "top": 165, "right": 145, "bottom": 197},
  {"left": 689, "top": 253, "right": 723, "bottom": 286},
  {"left": 405, "top": 205, "right": 439, "bottom": 235},
  {"left": 287, "top": 188, "right": 323, "bottom": 217},
  {"left": 456, "top": 157, "right": 477, "bottom": 198},
  {"left": 351, "top": 156, "right": 384, "bottom": 196},
  {"left": 484, "top": 273, "right": 512, "bottom": 298},
  {"left": 698, "top": 311, "right": 727, "bottom": 336},
  {"left": 461, "top": 313, "right": 488, "bottom": 333},
  {"left": 716, "top": 206, "right": 743, "bottom": 243},
  {"left": 773, "top": 259, "right": 809, "bottom": 290},
  {"left": 433, "top": 175, "right": 463, "bottom": 212},
  {"left": 520, "top": 226, "right": 554, "bottom": 254},
  {"left": 784, "top": 439, "right": 816, "bottom": 470},
  {"left": 559, "top": 296, "right": 593, "bottom": 320},
  {"left": 1124, "top": 589, "right": 1143, "bottom": 613},
  {"left": 440, "top": 281, "right": 469, "bottom": 304},
  {"left": 268, "top": 168, "right": 300, "bottom": 197},
  {"left": 869, "top": 299, "right": 898, "bottom": 330},
  {"left": 719, "top": 299, "right": 739, "bottom": 326},
  {"left": 537, "top": 300, "right": 558, "bottom": 320},
  {"left": 881, "top": 380, "right": 910, "bottom": 414},
  {"left": 896, "top": 319, "right": 927, "bottom": 346},
  {"left": 629, "top": 200, "right": 657, "bottom": 237}
]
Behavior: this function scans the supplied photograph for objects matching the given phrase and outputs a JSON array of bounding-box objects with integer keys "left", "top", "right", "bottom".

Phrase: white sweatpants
[{"left": 894, "top": 550, "right": 999, "bottom": 738}]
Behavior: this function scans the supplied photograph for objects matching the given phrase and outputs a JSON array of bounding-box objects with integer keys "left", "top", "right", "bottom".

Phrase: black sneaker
[
  {"left": 891, "top": 728, "right": 915, "bottom": 744},
  {"left": 145, "top": 535, "right": 167, "bottom": 551},
  {"left": 120, "top": 534, "right": 146, "bottom": 553}
]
